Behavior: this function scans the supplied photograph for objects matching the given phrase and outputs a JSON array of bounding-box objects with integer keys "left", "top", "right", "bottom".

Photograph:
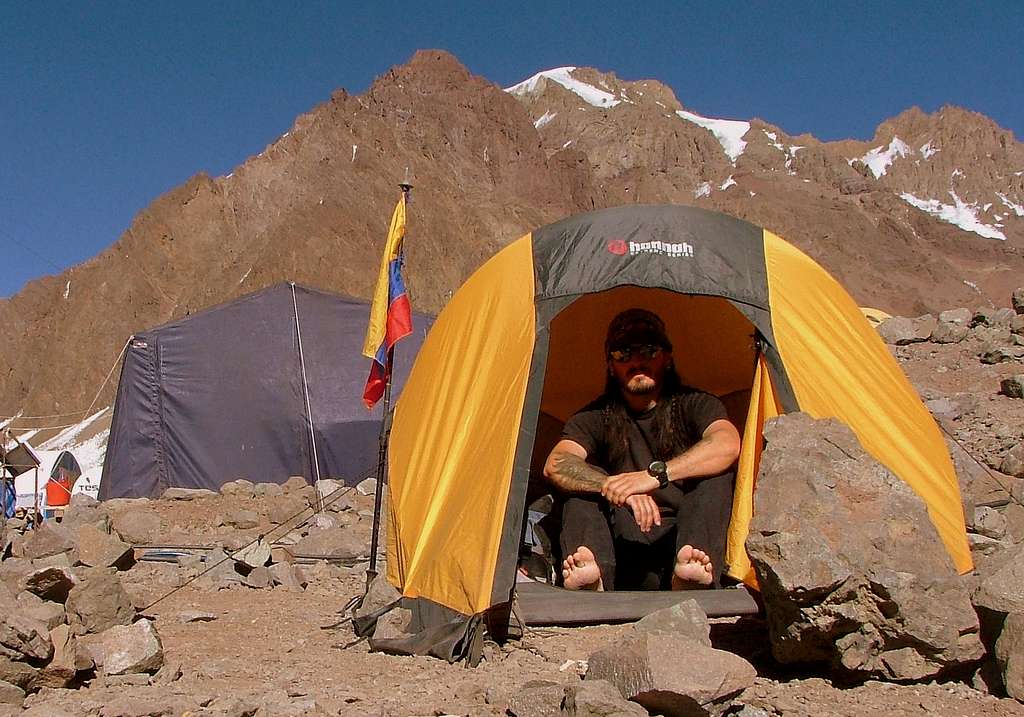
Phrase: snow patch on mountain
[
  {"left": 677, "top": 110, "right": 749, "bottom": 162},
  {"left": 694, "top": 182, "right": 712, "bottom": 198},
  {"left": 901, "top": 192, "right": 1007, "bottom": 240},
  {"left": 997, "top": 192, "right": 1024, "bottom": 217},
  {"left": 720, "top": 176, "right": 736, "bottom": 190},
  {"left": 920, "top": 141, "right": 939, "bottom": 159},
  {"left": 534, "top": 111, "right": 557, "bottom": 129},
  {"left": 859, "top": 137, "right": 912, "bottom": 178},
  {"left": 506, "top": 68, "right": 621, "bottom": 108}
]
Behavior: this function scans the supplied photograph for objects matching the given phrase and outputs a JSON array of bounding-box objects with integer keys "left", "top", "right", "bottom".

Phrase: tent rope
[
  {"left": 2, "top": 338, "right": 130, "bottom": 427},
  {"left": 139, "top": 469, "right": 375, "bottom": 612},
  {"left": 290, "top": 284, "right": 323, "bottom": 512},
  {"left": 937, "top": 421, "right": 1024, "bottom": 510}
]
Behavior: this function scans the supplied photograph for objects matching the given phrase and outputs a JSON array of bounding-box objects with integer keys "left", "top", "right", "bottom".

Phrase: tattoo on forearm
[{"left": 549, "top": 453, "right": 608, "bottom": 494}]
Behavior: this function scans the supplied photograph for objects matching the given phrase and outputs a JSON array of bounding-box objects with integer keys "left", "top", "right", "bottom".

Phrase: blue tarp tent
[{"left": 100, "top": 283, "right": 431, "bottom": 498}]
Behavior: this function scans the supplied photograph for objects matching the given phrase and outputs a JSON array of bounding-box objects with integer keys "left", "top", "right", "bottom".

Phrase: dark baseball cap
[{"left": 605, "top": 308, "right": 672, "bottom": 354}]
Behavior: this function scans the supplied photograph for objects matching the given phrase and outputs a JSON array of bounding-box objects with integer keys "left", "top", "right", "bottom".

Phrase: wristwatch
[{"left": 647, "top": 460, "right": 669, "bottom": 488}]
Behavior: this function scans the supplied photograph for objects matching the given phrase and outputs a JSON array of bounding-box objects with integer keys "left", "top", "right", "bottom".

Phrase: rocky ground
[{"left": 2, "top": 293, "right": 1024, "bottom": 717}]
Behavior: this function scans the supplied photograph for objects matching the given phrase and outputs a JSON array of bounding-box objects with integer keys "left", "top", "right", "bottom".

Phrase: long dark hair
[{"left": 601, "top": 361, "right": 694, "bottom": 468}]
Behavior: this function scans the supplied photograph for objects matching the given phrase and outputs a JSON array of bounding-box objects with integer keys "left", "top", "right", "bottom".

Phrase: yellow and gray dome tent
[{"left": 380, "top": 204, "right": 970, "bottom": 661}]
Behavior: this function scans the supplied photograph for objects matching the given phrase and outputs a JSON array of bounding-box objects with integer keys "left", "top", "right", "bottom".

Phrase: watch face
[{"left": 648, "top": 460, "right": 667, "bottom": 476}]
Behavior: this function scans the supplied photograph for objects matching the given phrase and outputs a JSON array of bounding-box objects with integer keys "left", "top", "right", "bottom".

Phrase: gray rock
[
  {"left": 569, "top": 679, "right": 649, "bottom": 716},
  {"left": 975, "top": 506, "right": 1009, "bottom": 540},
  {"left": 253, "top": 482, "right": 284, "bottom": 497},
  {"left": 58, "top": 503, "right": 111, "bottom": 533},
  {"left": 177, "top": 611, "right": 217, "bottom": 623},
  {"left": 316, "top": 479, "right": 344, "bottom": 501},
  {"left": 160, "top": 487, "right": 217, "bottom": 500},
  {"left": 356, "top": 478, "right": 378, "bottom": 496},
  {"left": 268, "top": 495, "right": 311, "bottom": 525},
  {"left": 1002, "top": 444, "right": 1024, "bottom": 479},
  {"left": 371, "top": 606, "right": 412, "bottom": 641},
  {"left": 282, "top": 476, "right": 309, "bottom": 493},
  {"left": 587, "top": 632, "right": 755, "bottom": 711},
  {"left": 931, "top": 319, "right": 970, "bottom": 344},
  {"left": 88, "top": 618, "right": 164, "bottom": 675},
  {"left": 0, "top": 657, "right": 36, "bottom": 690},
  {"left": 268, "top": 563, "right": 307, "bottom": 591},
  {"left": 1001, "top": 376, "right": 1024, "bottom": 399},
  {"left": 309, "top": 513, "right": 337, "bottom": 530},
  {"left": 0, "top": 612, "right": 53, "bottom": 661},
  {"left": 19, "top": 567, "right": 75, "bottom": 603},
  {"left": 939, "top": 308, "right": 973, "bottom": 325},
  {"left": 109, "top": 509, "right": 162, "bottom": 545},
  {"left": 292, "top": 527, "right": 367, "bottom": 560},
  {"left": 65, "top": 568, "right": 135, "bottom": 635},
  {"left": 232, "top": 539, "right": 270, "bottom": 569},
  {"left": 220, "top": 478, "right": 255, "bottom": 498},
  {"left": 974, "top": 306, "right": 1018, "bottom": 328},
  {"left": 21, "top": 523, "right": 75, "bottom": 562},
  {"left": 220, "top": 509, "right": 259, "bottom": 530},
  {"left": 15, "top": 592, "right": 65, "bottom": 630},
  {"left": 995, "top": 612, "right": 1024, "bottom": 700},
  {"left": 243, "top": 566, "right": 272, "bottom": 589},
  {"left": 507, "top": 680, "right": 565, "bottom": 717},
  {"left": 30, "top": 624, "right": 77, "bottom": 689},
  {"left": 1012, "top": 314, "right": 1024, "bottom": 335},
  {"left": 981, "top": 346, "right": 1022, "bottom": 364},
  {"left": 1014, "top": 288, "right": 1024, "bottom": 315},
  {"left": 74, "top": 525, "right": 134, "bottom": 570},
  {"left": 633, "top": 600, "right": 711, "bottom": 647},
  {"left": 353, "top": 574, "right": 401, "bottom": 628},
  {"left": 969, "top": 533, "right": 1006, "bottom": 557},
  {"left": 745, "top": 413, "right": 983, "bottom": 680},
  {"left": 877, "top": 315, "right": 936, "bottom": 345},
  {"left": 195, "top": 548, "right": 244, "bottom": 590},
  {"left": 0, "top": 680, "right": 24, "bottom": 706}
]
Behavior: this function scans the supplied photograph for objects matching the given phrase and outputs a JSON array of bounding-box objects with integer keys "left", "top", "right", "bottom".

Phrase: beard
[{"left": 623, "top": 374, "right": 657, "bottom": 395}]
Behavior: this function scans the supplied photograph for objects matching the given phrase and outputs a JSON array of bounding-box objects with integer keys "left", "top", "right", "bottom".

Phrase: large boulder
[
  {"left": 64, "top": 569, "right": 135, "bottom": 635},
  {"left": 85, "top": 619, "right": 164, "bottom": 675},
  {"left": 292, "top": 527, "right": 367, "bottom": 561},
  {"left": 995, "top": 612, "right": 1024, "bottom": 701},
  {"left": 0, "top": 612, "right": 53, "bottom": 662},
  {"left": 877, "top": 315, "right": 936, "bottom": 345},
  {"left": 586, "top": 632, "right": 755, "bottom": 712},
  {"left": 74, "top": 525, "right": 134, "bottom": 570},
  {"left": 20, "top": 524, "right": 75, "bottom": 563},
  {"left": 745, "top": 413, "right": 983, "bottom": 681},
  {"left": 109, "top": 509, "right": 162, "bottom": 545}
]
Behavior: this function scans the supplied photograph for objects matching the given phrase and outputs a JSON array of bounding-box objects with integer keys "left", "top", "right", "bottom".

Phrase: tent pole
[{"left": 366, "top": 176, "right": 413, "bottom": 590}]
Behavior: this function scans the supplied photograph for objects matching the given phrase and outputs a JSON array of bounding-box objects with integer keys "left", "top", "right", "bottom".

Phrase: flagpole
[{"left": 366, "top": 178, "right": 412, "bottom": 589}]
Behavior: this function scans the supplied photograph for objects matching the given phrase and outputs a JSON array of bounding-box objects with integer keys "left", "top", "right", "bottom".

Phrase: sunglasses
[{"left": 609, "top": 344, "right": 663, "bottom": 362}]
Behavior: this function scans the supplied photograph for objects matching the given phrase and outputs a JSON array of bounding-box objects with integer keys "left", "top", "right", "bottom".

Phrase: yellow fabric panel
[
  {"left": 763, "top": 231, "right": 972, "bottom": 574},
  {"left": 726, "top": 355, "right": 781, "bottom": 587},
  {"left": 387, "top": 236, "right": 536, "bottom": 616}
]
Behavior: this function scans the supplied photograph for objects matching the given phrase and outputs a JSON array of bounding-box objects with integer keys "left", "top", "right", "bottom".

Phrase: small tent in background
[
  {"left": 100, "top": 283, "right": 431, "bottom": 499},
  {"left": 381, "top": 204, "right": 971, "bottom": 661}
]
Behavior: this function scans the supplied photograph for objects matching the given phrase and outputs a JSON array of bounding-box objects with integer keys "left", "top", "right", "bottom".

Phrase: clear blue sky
[{"left": 3, "top": 2, "right": 1021, "bottom": 298}]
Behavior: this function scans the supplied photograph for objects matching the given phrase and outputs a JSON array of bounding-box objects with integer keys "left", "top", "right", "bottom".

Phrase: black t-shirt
[{"left": 563, "top": 390, "right": 729, "bottom": 476}]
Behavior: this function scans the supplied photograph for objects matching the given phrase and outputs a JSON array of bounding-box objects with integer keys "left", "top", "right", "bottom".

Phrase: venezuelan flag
[{"left": 362, "top": 195, "right": 413, "bottom": 408}]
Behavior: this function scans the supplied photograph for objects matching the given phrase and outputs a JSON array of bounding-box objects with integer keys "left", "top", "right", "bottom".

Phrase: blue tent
[{"left": 100, "top": 283, "right": 431, "bottom": 498}]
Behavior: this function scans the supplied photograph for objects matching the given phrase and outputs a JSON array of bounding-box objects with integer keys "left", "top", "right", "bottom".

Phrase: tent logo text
[{"left": 621, "top": 239, "right": 695, "bottom": 258}]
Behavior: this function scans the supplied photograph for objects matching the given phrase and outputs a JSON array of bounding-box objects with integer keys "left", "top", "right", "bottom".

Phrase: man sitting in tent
[{"left": 543, "top": 309, "right": 741, "bottom": 591}]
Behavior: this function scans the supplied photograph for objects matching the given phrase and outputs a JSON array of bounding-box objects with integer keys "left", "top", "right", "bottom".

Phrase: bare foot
[
  {"left": 562, "top": 546, "right": 604, "bottom": 591},
  {"left": 671, "top": 545, "right": 713, "bottom": 589}
]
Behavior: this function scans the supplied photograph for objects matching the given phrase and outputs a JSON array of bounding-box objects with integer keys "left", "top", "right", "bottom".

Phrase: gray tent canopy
[{"left": 100, "top": 283, "right": 431, "bottom": 499}]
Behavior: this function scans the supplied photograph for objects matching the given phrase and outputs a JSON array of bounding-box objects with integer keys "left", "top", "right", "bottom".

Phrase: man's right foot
[{"left": 562, "top": 546, "right": 604, "bottom": 591}]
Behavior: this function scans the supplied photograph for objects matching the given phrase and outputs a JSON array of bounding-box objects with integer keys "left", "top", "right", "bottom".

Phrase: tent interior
[{"left": 519, "top": 286, "right": 763, "bottom": 621}]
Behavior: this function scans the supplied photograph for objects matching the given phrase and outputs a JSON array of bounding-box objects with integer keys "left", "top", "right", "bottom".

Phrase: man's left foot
[{"left": 671, "top": 544, "right": 713, "bottom": 589}]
